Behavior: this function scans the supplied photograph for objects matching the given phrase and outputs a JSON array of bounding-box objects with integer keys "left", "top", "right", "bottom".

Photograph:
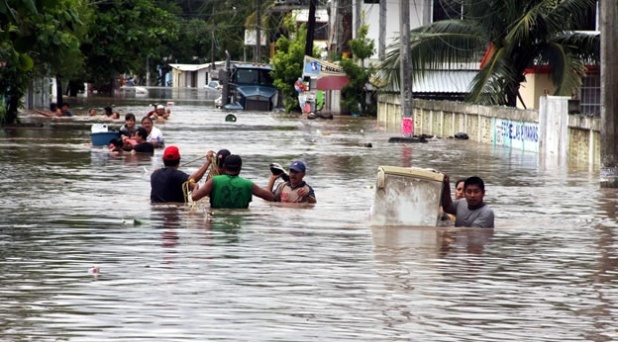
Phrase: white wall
[{"left": 361, "top": 0, "right": 431, "bottom": 60}]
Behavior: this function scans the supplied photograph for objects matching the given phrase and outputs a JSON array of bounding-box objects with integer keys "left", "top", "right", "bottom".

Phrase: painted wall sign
[{"left": 493, "top": 118, "right": 539, "bottom": 152}]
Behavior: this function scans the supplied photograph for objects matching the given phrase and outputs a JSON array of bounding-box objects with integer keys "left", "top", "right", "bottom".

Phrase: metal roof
[
  {"left": 414, "top": 70, "right": 478, "bottom": 93},
  {"left": 377, "top": 70, "right": 479, "bottom": 93}
]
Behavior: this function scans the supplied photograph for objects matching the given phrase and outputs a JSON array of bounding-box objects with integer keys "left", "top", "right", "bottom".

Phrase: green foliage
[
  {"left": 81, "top": 0, "right": 180, "bottom": 88},
  {"left": 340, "top": 21, "right": 375, "bottom": 116},
  {"left": 348, "top": 20, "right": 375, "bottom": 67},
  {"left": 270, "top": 18, "right": 308, "bottom": 113},
  {"left": 340, "top": 58, "right": 373, "bottom": 116},
  {"left": 0, "top": 0, "right": 88, "bottom": 124}
]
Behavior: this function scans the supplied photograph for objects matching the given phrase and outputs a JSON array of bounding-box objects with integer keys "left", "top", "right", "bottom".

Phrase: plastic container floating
[
  {"left": 370, "top": 166, "right": 445, "bottom": 227},
  {"left": 90, "top": 124, "right": 120, "bottom": 146}
]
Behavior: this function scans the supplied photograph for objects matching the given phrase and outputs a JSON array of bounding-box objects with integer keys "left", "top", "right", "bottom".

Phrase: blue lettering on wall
[{"left": 500, "top": 120, "right": 538, "bottom": 143}]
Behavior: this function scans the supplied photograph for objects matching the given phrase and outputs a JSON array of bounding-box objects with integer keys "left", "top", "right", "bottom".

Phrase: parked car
[{"left": 205, "top": 80, "right": 222, "bottom": 91}]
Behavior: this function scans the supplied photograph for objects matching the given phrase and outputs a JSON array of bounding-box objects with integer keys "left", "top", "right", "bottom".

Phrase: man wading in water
[
  {"left": 191, "top": 154, "right": 276, "bottom": 208},
  {"left": 441, "top": 175, "right": 494, "bottom": 228},
  {"left": 150, "top": 146, "right": 213, "bottom": 203}
]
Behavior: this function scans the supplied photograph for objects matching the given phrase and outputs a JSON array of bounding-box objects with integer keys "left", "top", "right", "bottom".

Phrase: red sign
[{"left": 402, "top": 117, "right": 413, "bottom": 135}]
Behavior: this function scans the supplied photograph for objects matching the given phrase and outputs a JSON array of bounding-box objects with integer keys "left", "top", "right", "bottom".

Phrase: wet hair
[
  {"left": 104, "top": 106, "right": 113, "bottom": 116},
  {"left": 125, "top": 113, "right": 136, "bottom": 121},
  {"left": 464, "top": 176, "right": 485, "bottom": 192},
  {"left": 141, "top": 116, "right": 153, "bottom": 124},
  {"left": 163, "top": 159, "right": 180, "bottom": 167},
  {"left": 109, "top": 138, "right": 123, "bottom": 148},
  {"left": 223, "top": 154, "right": 242, "bottom": 174},
  {"left": 455, "top": 178, "right": 466, "bottom": 188},
  {"left": 61, "top": 102, "right": 70, "bottom": 108},
  {"left": 216, "top": 149, "right": 231, "bottom": 168},
  {"left": 135, "top": 127, "right": 148, "bottom": 140},
  {"left": 49, "top": 103, "right": 58, "bottom": 111}
]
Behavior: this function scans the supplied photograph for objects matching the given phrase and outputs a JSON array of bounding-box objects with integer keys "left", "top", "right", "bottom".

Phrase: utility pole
[
  {"left": 355, "top": 0, "right": 362, "bottom": 38},
  {"left": 256, "top": 0, "right": 261, "bottom": 62},
  {"left": 400, "top": 0, "right": 413, "bottom": 136},
  {"left": 601, "top": 0, "right": 618, "bottom": 187},
  {"left": 305, "top": 0, "right": 317, "bottom": 57},
  {"left": 211, "top": 4, "right": 216, "bottom": 70},
  {"left": 379, "top": 0, "right": 386, "bottom": 60}
]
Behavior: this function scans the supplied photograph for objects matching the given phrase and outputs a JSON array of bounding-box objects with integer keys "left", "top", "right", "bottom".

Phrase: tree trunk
[{"left": 600, "top": 0, "right": 618, "bottom": 187}]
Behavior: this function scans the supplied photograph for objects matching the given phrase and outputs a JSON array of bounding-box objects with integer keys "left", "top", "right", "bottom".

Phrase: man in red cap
[{"left": 150, "top": 146, "right": 214, "bottom": 203}]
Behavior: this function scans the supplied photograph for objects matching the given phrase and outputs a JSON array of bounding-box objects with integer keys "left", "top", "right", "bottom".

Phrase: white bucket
[{"left": 91, "top": 124, "right": 108, "bottom": 133}]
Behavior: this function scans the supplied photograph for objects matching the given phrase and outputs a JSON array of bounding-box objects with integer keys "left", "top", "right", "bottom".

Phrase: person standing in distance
[
  {"left": 191, "top": 154, "right": 275, "bottom": 208},
  {"left": 267, "top": 160, "right": 316, "bottom": 204},
  {"left": 441, "top": 175, "right": 494, "bottom": 228},
  {"left": 150, "top": 146, "right": 213, "bottom": 203}
]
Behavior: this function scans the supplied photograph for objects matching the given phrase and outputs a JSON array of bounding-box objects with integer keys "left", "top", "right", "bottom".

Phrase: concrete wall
[
  {"left": 377, "top": 94, "right": 601, "bottom": 165},
  {"left": 519, "top": 73, "right": 556, "bottom": 110}
]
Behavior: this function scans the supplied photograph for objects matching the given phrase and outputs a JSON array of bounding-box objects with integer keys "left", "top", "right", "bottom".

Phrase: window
[
  {"left": 579, "top": 72, "right": 600, "bottom": 116},
  {"left": 433, "top": 0, "right": 463, "bottom": 22}
]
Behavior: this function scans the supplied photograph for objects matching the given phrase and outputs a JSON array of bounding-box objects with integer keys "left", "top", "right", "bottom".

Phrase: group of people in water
[
  {"left": 95, "top": 105, "right": 317, "bottom": 209},
  {"left": 108, "top": 112, "right": 165, "bottom": 154},
  {"left": 150, "top": 146, "right": 317, "bottom": 209}
]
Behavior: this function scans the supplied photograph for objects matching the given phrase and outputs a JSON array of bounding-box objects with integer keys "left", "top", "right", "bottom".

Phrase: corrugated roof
[
  {"left": 414, "top": 70, "right": 478, "bottom": 93},
  {"left": 377, "top": 70, "right": 478, "bottom": 93}
]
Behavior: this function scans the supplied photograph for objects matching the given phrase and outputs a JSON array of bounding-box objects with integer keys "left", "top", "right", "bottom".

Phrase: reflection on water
[{"left": 1, "top": 97, "right": 618, "bottom": 341}]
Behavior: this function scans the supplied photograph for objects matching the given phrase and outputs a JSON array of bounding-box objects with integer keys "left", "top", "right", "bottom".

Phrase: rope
[
  {"left": 180, "top": 154, "right": 208, "bottom": 167},
  {"left": 206, "top": 157, "right": 221, "bottom": 181},
  {"left": 182, "top": 152, "right": 219, "bottom": 209},
  {"left": 182, "top": 178, "right": 195, "bottom": 205}
]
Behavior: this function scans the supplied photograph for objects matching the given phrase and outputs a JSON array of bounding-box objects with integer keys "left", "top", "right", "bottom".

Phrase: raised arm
[
  {"left": 441, "top": 174, "right": 455, "bottom": 215},
  {"left": 188, "top": 151, "right": 214, "bottom": 184},
  {"left": 266, "top": 174, "right": 281, "bottom": 192}
]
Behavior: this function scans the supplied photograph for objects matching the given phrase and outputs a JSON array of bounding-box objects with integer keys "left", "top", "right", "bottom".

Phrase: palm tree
[{"left": 379, "top": 0, "right": 600, "bottom": 107}]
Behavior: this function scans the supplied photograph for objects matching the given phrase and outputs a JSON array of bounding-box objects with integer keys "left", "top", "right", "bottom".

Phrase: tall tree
[
  {"left": 81, "top": 0, "right": 180, "bottom": 91},
  {"left": 270, "top": 17, "right": 310, "bottom": 112},
  {"left": 341, "top": 21, "right": 376, "bottom": 115},
  {"left": 0, "top": 0, "right": 87, "bottom": 124},
  {"left": 379, "top": 0, "right": 599, "bottom": 107}
]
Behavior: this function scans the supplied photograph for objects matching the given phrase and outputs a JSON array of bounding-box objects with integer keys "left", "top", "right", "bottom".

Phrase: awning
[{"left": 316, "top": 75, "right": 349, "bottom": 91}]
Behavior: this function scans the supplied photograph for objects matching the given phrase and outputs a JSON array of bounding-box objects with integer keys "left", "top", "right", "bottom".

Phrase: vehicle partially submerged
[{"left": 220, "top": 58, "right": 280, "bottom": 111}]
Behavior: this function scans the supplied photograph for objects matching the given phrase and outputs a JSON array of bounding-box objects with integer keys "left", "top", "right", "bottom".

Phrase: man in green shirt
[{"left": 191, "top": 154, "right": 276, "bottom": 208}]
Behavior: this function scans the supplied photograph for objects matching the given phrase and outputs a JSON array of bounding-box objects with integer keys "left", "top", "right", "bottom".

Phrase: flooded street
[{"left": 1, "top": 96, "right": 618, "bottom": 341}]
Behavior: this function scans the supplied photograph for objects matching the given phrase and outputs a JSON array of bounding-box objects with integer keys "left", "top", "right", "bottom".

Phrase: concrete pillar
[{"left": 600, "top": 0, "right": 618, "bottom": 187}]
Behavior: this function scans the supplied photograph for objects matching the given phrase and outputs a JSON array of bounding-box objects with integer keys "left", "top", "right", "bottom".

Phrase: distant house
[{"left": 168, "top": 62, "right": 226, "bottom": 88}]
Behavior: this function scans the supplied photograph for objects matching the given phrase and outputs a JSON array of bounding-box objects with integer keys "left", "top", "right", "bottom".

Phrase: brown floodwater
[{"left": 1, "top": 93, "right": 617, "bottom": 341}]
